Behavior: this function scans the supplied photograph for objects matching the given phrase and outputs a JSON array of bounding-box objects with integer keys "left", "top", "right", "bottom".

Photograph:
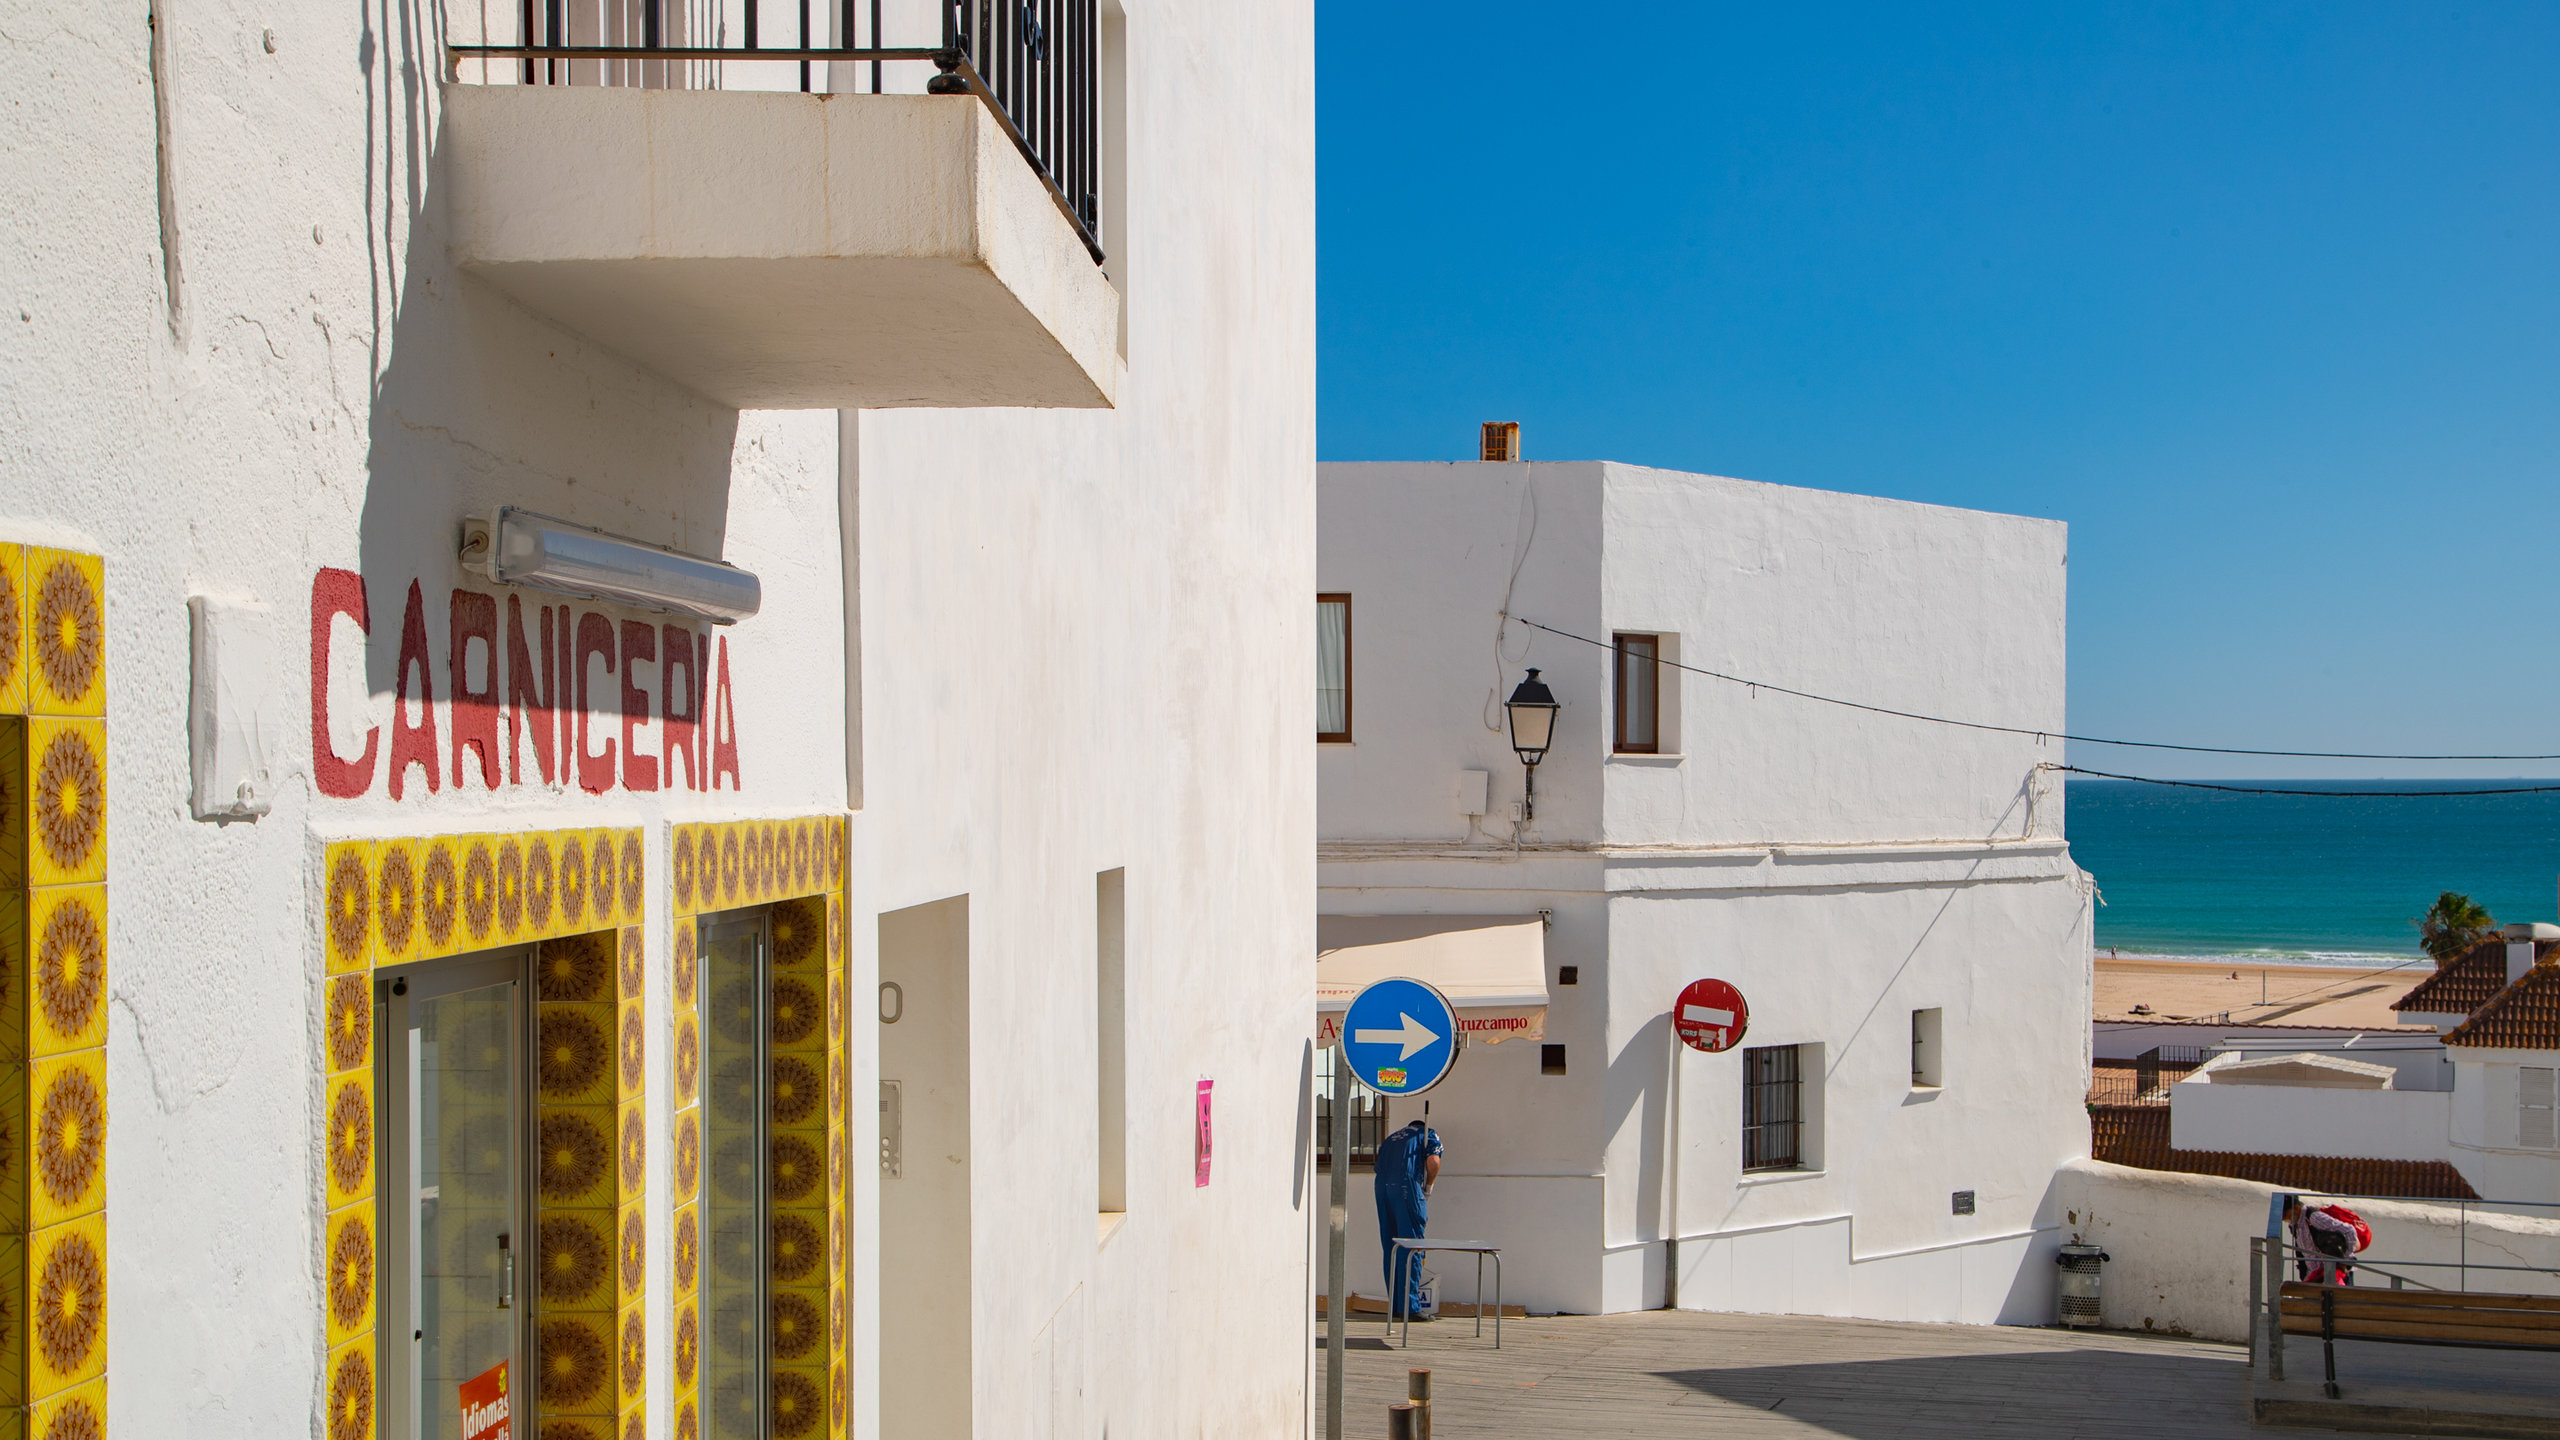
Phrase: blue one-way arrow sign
[{"left": 1340, "top": 976, "right": 1461, "bottom": 1095}]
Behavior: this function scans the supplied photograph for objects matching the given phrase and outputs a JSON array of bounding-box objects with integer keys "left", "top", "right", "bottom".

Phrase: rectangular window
[
  {"left": 1317, "top": 595, "right": 1352, "bottom": 742},
  {"left": 1097, "top": 870, "right": 1127, "bottom": 1216},
  {"left": 1314, "top": 1044, "right": 1386, "bottom": 1169},
  {"left": 1911, "top": 1008, "right": 1944, "bottom": 1088},
  {"left": 1742, "top": 1044, "right": 1803, "bottom": 1171},
  {"left": 2524, "top": 1066, "right": 2558, "bottom": 1150},
  {"left": 700, "top": 912, "right": 775, "bottom": 1439},
  {"left": 1614, "top": 633, "right": 1659, "bottom": 753}
]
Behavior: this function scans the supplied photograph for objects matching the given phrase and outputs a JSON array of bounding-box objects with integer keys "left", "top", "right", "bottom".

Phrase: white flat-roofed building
[{"left": 1317, "top": 455, "right": 2092, "bottom": 1321}]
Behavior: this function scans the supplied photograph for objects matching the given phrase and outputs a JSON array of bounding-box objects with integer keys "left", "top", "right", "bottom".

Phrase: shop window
[
  {"left": 1911, "top": 1008, "right": 1944, "bottom": 1089},
  {"left": 2524, "top": 1066, "right": 2558, "bottom": 1150},
  {"left": 700, "top": 897, "right": 830, "bottom": 1439},
  {"left": 1315, "top": 1045, "right": 1386, "bottom": 1169},
  {"left": 1743, "top": 1044, "right": 1805, "bottom": 1171},
  {"left": 1317, "top": 595, "right": 1352, "bottom": 742}
]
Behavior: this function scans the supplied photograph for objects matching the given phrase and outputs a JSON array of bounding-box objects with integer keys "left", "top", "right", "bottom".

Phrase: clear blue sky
[{"left": 1316, "top": 3, "right": 2560, "bottom": 780}]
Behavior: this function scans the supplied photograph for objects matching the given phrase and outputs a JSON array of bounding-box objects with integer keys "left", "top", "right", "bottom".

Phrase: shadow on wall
[
  {"left": 1661, "top": 1347, "right": 2247, "bottom": 1434},
  {"left": 349, "top": 1, "right": 742, "bottom": 711}
]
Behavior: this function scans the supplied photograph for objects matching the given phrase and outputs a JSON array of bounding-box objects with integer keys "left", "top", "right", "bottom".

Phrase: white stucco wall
[
  {"left": 2170, "top": 1077, "right": 2452, "bottom": 1162},
  {"left": 2052, "top": 1158, "right": 2560, "bottom": 1343},
  {"left": 5, "top": 3, "right": 1313, "bottom": 1438},
  {"left": 1318, "top": 461, "right": 2090, "bottom": 1325}
]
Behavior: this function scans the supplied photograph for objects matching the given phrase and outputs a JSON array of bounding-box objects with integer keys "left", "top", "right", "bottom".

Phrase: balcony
[{"left": 441, "top": 2, "right": 1117, "bottom": 411}]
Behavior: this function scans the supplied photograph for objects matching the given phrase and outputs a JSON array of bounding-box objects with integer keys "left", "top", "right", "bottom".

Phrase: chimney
[
  {"left": 1480, "top": 422, "right": 1521, "bottom": 462},
  {"left": 2506, "top": 923, "right": 2560, "bottom": 985}
]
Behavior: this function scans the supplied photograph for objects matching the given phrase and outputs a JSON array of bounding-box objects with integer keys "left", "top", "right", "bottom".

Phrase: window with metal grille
[
  {"left": 2524, "top": 1066, "right": 2558, "bottom": 1150},
  {"left": 1315, "top": 1044, "right": 1387, "bottom": 1168},
  {"left": 1614, "top": 633, "right": 1660, "bottom": 753},
  {"left": 1742, "top": 1044, "right": 1803, "bottom": 1171}
]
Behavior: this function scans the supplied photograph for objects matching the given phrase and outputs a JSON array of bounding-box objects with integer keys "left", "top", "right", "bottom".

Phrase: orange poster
[{"left": 460, "top": 1360, "right": 512, "bottom": 1440}]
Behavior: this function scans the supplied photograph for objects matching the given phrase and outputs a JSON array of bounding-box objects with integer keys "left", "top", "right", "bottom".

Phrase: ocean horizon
[{"left": 2068, "top": 777, "right": 2560, "bottom": 969}]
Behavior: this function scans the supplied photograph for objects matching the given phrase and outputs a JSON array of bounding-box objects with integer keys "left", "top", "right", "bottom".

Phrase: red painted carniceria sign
[
  {"left": 309, "top": 568, "right": 747, "bottom": 802},
  {"left": 1673, "top": 978, "right": 1749, "bottom": 1054}
]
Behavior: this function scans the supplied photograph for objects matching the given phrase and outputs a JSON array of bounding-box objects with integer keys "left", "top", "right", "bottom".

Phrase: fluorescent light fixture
[{"left": 459, "top": 508, "right": 762, "bottom": 625}]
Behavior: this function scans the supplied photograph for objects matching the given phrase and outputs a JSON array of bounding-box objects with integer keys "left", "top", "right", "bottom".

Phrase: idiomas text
[{"left": 309, "top": 567, "right": 742, "bottom": 801}]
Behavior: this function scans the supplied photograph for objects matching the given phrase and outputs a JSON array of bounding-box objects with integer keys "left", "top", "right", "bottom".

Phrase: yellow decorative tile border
[
  {"left": 669, "top": 817, "right": 848, "bottom": 1440},
  {"left": 316, "top": 825, "right": 646, "bottom": 1440},
  {"left": 0, "top": 543, "right": 108, "bottom": 1436}
]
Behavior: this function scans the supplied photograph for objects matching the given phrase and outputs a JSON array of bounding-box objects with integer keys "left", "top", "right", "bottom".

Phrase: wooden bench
[{"left": 2279, "top": 1281, "right": 2560, "bottom": 1397}]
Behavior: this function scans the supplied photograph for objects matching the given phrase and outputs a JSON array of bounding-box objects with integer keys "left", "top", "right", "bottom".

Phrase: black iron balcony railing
[{"left": 448, "top": 1, "right": 1104, "bottom": 263}]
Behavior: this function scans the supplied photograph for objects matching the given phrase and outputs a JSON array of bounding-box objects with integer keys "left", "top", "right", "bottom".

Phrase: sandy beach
[{"left": 2092, "top": 954, "right": 2441, "bottom": 1030}]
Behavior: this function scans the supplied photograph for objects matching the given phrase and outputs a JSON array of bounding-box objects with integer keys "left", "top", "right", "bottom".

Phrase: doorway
[
  {"left": 375, "top": 949, "right": 532, "bottom": 1440},
  {"left": 879, "top": 895, "right": 972, "bottom": 1440}
]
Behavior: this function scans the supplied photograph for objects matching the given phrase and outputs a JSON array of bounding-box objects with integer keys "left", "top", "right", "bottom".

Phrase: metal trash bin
[{"left": 2056, "top": 1244, "right": 2110, "bottom": 1328}]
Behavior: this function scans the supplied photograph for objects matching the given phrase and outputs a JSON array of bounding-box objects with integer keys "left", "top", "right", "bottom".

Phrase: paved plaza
[{"left": 1318, "top": 1309, "right": 2456, "bottom": 1438}]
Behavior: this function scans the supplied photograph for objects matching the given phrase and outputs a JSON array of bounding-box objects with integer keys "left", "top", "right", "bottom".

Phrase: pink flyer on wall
[{"left": 1195, "top": 1079, "right": 1213, "bottom": 1187}]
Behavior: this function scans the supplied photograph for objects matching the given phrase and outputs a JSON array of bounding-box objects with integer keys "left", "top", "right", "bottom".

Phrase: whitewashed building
[
  {"left": 2160, "top": 929, "right": 2560, "bottom": 1202},
  {"left": 1317, "top": 456, "right": 2092, "bottom": 1321},
  {"left": 4, "top": 4, "right": 1312, "bottom": 1438}
]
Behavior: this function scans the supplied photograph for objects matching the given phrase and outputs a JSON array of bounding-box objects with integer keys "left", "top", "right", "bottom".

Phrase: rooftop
[
  {"left": 2444, "top": 959, "right": 2560, "bottom": 1049},
  {"left": 2392, "top": 936, "right": 2535, "bottom": 1018},
  {"left": 2089, "top": 1104, "right": 2480, "bottom": 1199}
]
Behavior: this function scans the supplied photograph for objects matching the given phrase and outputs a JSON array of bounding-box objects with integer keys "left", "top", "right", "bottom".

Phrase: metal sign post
[
  {"left": 1325, "top": 1050, "right": 1349, "bottom": 1440},
  {"left": 1666, "top": 978, "right": 1750, "bottom": 1313}
]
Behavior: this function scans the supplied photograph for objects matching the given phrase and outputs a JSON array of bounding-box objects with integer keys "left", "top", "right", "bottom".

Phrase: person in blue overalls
[{"left": 1374, "top": 1116, "right": 1443, "bottom": 1320}]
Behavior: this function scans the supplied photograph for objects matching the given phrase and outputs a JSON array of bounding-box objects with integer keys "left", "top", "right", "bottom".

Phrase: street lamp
[{"left": 1504, "top": 667, "right": 1560, "bottom": 820}]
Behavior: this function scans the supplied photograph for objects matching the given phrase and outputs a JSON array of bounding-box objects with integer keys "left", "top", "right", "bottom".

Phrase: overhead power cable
[
  {"left": 1502, "top": 614, "right": 2560, "bottom": 762},
  {"left": 2049, "top": 765, "right": 2560, "bottom": 798}
]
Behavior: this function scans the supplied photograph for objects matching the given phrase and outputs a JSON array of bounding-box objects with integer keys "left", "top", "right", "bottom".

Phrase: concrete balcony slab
[{"left": 442, "top": 86, "right": 1118, "bottom": 411}]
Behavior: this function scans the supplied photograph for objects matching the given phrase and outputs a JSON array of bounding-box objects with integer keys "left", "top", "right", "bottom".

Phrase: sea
[{"left": 2069, "top": 778, "right": 2560, "bottom": 968}]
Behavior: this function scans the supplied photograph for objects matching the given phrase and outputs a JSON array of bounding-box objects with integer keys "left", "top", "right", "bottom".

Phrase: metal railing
[
  {"left": 447, "top": 1, "right": 1106, "bottom": 263},
  {"left": 2252, "top": 1189, "right": 2560, "bottom": 1380}
]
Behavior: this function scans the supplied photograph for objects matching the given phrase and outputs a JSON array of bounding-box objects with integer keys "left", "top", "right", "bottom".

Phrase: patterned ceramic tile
[
  {"left": 536, "top": 1208, "right": 616, "bottom": 1313},
  {"left": 26, "top": 1050, "right": 104, "bottom": 1228},
  {"left": 536, "top": 1312, "right": 617, "bottom": 1417},
  {"left": 325, "top": 1070, "right": 376, "bottom": 1210},
  {"left": 323, "top": 1204, "right": 376, "bottom": 1349},
  {"left": 324, "top": 1334, "right": 377, "bottom": 1440},
  {"left": 537, "top": 1107, "right": 617, "bottom": 1209},
  {"left": 322, "top": 843, "right": 372, "bottom": 975},
  {"left": 0, "top": 545, "right": 25, "bottom": 717},
  {"left": 25, "top": 887, "right": 105, "bottom": 1056},
  {"left": 28, "top": 1374, "right": 103, "bottom": 1440},
  {"left": 617, "top": 1301, "right": 648, "bottom": 1404},
  {"left": 0, "top": 719, "right": 24, "bottom": 894},
  {"left": 25, "top": 1213, "right": 107, "bottom": 1397},
  {"left": 537, "top": 1005, "right": 616, "bottom": 1106},
  {"left": 21, "top": 551, "right": 102, "bottom": 719}
]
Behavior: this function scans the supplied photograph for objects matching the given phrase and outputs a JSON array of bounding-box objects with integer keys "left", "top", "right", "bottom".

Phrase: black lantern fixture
[{"left": 1504, "top": 667, "right": 1561, "bottom": 819}]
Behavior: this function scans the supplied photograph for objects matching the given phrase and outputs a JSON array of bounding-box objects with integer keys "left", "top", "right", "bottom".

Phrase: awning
[{"left": 1316, "top": 915, "right": 1549, "bottom": 1046}]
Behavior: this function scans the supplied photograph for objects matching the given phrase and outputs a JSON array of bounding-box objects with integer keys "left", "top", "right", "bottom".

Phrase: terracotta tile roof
[
  {"left": 2394, "top": 937, "right": 2531, "bottom": 1017},
  {"left": 2087, "top": 1104, "right": 2480, "bottom": 1200},
  {"left": 2444, "top": 959, "right": 2560, "bottom": 1049}
]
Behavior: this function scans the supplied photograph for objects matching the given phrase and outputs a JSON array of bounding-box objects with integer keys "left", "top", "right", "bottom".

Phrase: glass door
[
  {"left": 701, "top": 914, "right": 771, "bottom": 1439},
  {"left": 379, "top": 952, "right": 530, "bottom": 1440}
]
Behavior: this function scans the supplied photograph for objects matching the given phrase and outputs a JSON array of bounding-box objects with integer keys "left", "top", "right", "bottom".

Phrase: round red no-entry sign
[{"left": 1674, "top": 978, "right": 1749, "bottom": 1053}]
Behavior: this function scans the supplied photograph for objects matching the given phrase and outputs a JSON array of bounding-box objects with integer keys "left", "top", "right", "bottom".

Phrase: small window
[
  {"left": 1315, "top": 1044, "right": 1386, "bottom": 1169},
  {"left": 1911, "top": 1008, "right": 1943, "bottom": 1088},
  {"left": 1317, "top": 594, "right": 1352, "bottom": 743},
  {"left": 1613, "top": 633, "right": 1659, "bottom": 754},
  {"left": 1742, "top": 1044, "right": 1804, "bottom": 1171},
  {"left": 2524, "top": 1066, "right": 2558, "bottom": 1150},
  {"left": 1541, "top": 1043, "right": 1567, "bottom": 1075}
]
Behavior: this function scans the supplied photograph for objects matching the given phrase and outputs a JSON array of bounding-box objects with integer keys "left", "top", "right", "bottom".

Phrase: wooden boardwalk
[{"left": 1319, "top": 1309, "right": 2443, "bottom": 1438}]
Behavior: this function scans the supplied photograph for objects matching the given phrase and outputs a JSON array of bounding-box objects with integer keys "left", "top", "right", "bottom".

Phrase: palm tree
[{"left": 2417, "top": 891, "right": 2497, "bottom": 968}]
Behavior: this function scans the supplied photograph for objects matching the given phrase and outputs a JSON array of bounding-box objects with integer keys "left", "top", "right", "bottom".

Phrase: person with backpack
[{"left": 2286, "top": 1195, "right": 2372, "bottom": 1285}]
